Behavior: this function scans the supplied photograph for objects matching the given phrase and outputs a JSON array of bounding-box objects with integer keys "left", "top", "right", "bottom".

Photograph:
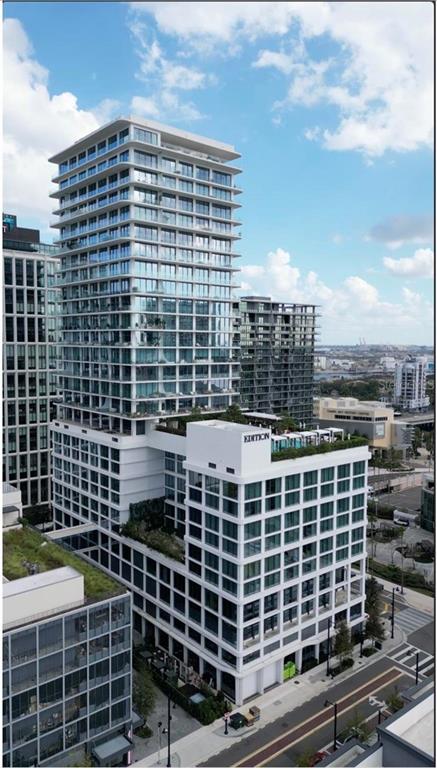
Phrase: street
[{"left": 202, "top": 659, "right": 413, "bottom": 768}]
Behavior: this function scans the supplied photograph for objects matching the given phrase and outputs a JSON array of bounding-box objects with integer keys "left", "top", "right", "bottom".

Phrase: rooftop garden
[
  {"left": 156, "top": 405, "right": 300, "bottom": 437},
  {"left": 3, "top": 525, "right": 123, "bottom": 601},
  {"left": 271, "top": 436, "right": 369, "bottom": 462},
  {"left": 120, "top": 498, "right": 185, "bottom": 563}
]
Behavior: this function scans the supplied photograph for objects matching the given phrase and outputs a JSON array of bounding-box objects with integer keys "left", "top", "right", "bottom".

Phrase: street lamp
[
  {"left": 161, "top": 666, "right": 176, "bottom": 767},
  {"left": 324, "top": 699, "right": 338, "bottom": 751},
  {"left": 391, "top": 586, "right": 401, "bottom": 639},
  {"left": 407, "top": 649, "right": 420, "bottom": 684},
  {"left": 359, "top": 631, "right": 364, "bottom": 658},
  {"left": 326, "top": 618, "right": 333, "bottom": 676}
]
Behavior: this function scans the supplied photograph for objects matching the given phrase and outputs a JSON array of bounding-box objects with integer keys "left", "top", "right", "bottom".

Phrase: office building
[
  {"left": 314, "top": 397, "right": 413, "bottom": 458},
  {"left": 393, "top": 356, "right": 430, "bottom": 411},
  {"left": 421, "top": 474, "right": 434, "bottom": 533},
  {"left": 234, "top": 297, "right": 317, "bottom": 423},
  {"left": 3, "top": 482, "right": 22, "bottom": 529},
  {"left": 3, "top": 214, "right": 60, "bottom": 510},
  {"left": 2, "top": 525, "right": 132, "bottom": 768}
]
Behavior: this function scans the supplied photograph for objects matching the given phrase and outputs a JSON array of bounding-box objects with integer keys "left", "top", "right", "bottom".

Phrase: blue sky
[{"left": 3, "top": 1, "right": 434, "bottom": 344}]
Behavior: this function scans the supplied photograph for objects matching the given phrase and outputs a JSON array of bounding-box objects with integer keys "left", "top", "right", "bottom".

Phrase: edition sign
[{"left": 244, "top": 433, "right": 270, "bottom": 443}]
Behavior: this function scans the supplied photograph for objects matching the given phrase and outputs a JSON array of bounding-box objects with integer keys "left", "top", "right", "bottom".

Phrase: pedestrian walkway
[
  {"left": 133, "top": 625, "right": 405, "bottom": 768},
  {"left": 394, "top": 606, "right": 433, "bottom": 634},
  {"left": 387, "top": 642, "right": 434, "bottom": 678}
]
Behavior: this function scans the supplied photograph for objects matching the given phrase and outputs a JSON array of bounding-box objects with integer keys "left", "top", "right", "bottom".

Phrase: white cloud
[
  {"left": 383, "top": 248, "right": 434, "bottom": 279},
  {"left": 238, "top": 247, "right": 433, "bottom": 343},
  {"left": 128, "top": 18, "right": 211, "bottom": 123},
  {"left": 331, "top": 233, "right": 343, "bottom": 245},
  {"left": 3, "top": 18, "right": 116, "bottom": 228},
  {"left": 132, "top": 2, "right": 433, "bottom": 157}
]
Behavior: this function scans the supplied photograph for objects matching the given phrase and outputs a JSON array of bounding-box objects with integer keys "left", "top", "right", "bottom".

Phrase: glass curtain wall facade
[
  {"left": 50, "top": 118, "right": 241, "bottom": 436},
  {"left": 234, "top": 298, "right": 317, "bottom": 424},
  {"left": 3, "top": 236, "right": 60, "bottom": 509}
]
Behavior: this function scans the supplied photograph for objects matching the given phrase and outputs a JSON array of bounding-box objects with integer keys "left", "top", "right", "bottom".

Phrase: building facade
[
  {"left": 393, "top": 356, "right": 430, "bottom": 411},
  {"left": 2, "top": 527, "right": 132, "bottom": 768},
  {"left": 52, "top": 418, "right": 369, "bottom": 705},
  {"left": 234, "top": 297, "right": 317, "bottom": 423},
  {"left": 421, "top": 474, "right": 434, "bottom": 533},
  {"left": 3, "top": 215, "right": 60, "bottom": 510},
  {"left": 314, "top": 397, "right": 413, "bottom": 457}
]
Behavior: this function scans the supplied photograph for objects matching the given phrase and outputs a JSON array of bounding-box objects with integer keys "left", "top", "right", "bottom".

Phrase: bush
[
  {"left": 272, "top": 437, "right": 368, "bottom": 462},
  {"left": 137, "top": 725, "right": 153, "bottom": 739},
  {"left": 330, "top": 658, "right": 354, "bottom": 677},
  {"left": 362, "top": 647, "right": 377, "bottom": 657}
]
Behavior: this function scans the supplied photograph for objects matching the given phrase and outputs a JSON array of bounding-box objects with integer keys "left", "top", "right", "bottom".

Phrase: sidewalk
[
  {"left": 373, "top": 575, "right": 434, "bottom": 616},
  {"left": 133, "top": 625, "right": 405, "bottom": 768}
]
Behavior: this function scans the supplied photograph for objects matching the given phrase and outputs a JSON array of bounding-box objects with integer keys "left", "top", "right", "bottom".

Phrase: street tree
[
  {"left": 365, "top": 577, "right": 385, "bottom": 647},
  {"left": 334, "top": 621, "right": 353, "bottom": 665}
]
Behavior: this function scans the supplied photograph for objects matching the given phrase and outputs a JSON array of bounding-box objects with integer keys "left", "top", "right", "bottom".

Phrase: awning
[{"left": 92, "top": 734, "right": 132, "bottom": 764}]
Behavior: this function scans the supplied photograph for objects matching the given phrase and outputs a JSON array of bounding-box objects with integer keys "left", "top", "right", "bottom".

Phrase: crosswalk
[
  {"left": 393, "top": 606, "right": 433, "bottom": 634},
  {"left": 387, "top": 642, "right": 434, "bottom": 678}
]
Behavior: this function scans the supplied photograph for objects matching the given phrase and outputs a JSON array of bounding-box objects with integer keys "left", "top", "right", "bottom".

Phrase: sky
[{"left": 3, "top": 1, "right": 434, "bottom": 344}]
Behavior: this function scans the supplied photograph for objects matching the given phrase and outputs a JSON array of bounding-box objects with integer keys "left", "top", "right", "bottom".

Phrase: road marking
[{"left": 233, "top": 667, "right": 405, "bottom": 767}]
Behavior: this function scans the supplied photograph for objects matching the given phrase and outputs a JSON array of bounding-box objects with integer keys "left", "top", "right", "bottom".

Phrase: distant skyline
[{"left": 3, "top": 1, "right": 434, "bottom": 344}]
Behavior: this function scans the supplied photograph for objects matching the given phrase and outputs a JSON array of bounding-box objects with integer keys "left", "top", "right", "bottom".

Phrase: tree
[
  {"left": 343, "top": 708, "right": 372, "bottom": 744},
  {"left": 296, "top": 750, "right": 315, "bottom": 767},
  {"left": 222, "top": 404, "right": 248, "bottom": 424},
  {"left": 334, "top": 621, "right": 353, "bottom": 665},
  {"left": 133, "top": 666, "right": 156, "bottom": 720},
  {"left": 365, "top": 577, "right": 385, "bottom": 647},
  {"left": 277, "top": 413, "right": 299, "bottom": 433}
]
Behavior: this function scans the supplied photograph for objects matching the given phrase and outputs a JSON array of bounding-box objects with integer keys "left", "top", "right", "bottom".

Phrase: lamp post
[
  {"left": 408, "top": 649, "right": 420, "bottom": 684},
  {"left": 324, "top": 699, "right": 338, "bottom": 751},
  {"left": 326, "top": 618, "right": 332, "bottom": 676},
  {"left": 391, "top": 586, "right": 400, "bottom": 639},
  {"left": 161, "top": 666, "right": 176, "bottom": 767}
]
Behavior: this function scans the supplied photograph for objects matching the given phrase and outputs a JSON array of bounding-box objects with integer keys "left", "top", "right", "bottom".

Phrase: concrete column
[{"left": 295, "top": 647, "right": 303, "bottom": 671}]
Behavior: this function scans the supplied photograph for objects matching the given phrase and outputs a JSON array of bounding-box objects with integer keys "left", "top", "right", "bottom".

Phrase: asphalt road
[
  {"left": 377, "top": 486, "right": 422, "bottom": 512},
  {"left": 408, "top": 621, "right": 435, "bottom": 656},
  {"left": 202, "top": 658, "right": 413, "bottom": 768}
]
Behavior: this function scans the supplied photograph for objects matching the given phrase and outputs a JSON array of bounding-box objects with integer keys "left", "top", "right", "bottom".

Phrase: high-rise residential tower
[
  {"left": 234, "top": 297, "right": 317, "bottom": 423},
  {"left": 393, "top": 356, "right": 430, "bottom": 411},
  {"left": 49, "top": 118, "right": 241, "bottom": 529},
  {"left": 3, "top": 215, "right": 60, "bottom": 510}
]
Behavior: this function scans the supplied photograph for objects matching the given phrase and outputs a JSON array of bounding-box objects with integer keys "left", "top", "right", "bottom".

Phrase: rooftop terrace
[{"left": 3, "top": 525, "right": 123, "bottom": 601}]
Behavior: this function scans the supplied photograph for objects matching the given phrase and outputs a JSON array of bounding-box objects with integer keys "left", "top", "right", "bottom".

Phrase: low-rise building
[
  {"left": 314, "top": 397, "right": 412, "bottom": 458},
  {"left": 320, "top": 680, "right": 434, "bottom": 767},
  {"left": 2, "top": 525, "right": 133, "bottom": 768}
]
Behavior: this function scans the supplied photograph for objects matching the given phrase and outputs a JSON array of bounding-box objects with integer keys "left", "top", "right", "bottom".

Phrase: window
[
  {"left": 245, "top": 482, "right": 262, "bottom": 499},
  {"left": 285, "top": 474, "right": 300, "bottom": 490},
  {"left": 338, "top": 464, "right": 350, "bottom": 478},
  {"left": 353, "top": 460, "right": 365, "bottom": 475},
  {"left": 304, "top": 470, "right": 318, "bottom": 486},
  {"left": 266, "top": 478, "right": 281, "bottom": 495},
  {"left": 321, "top": 467, "right": 334, "bottom": 482}
]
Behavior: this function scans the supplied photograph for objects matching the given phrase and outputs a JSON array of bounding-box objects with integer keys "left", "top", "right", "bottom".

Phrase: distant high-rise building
[
  {"left": 234, "top": 297, "right": 317, "bottom": 424},
  {"left": 3, "top": 215, "right": 60, "bottom": 510},
  {"left": 393, "top": 356, "right": 430, "bottom": 411}
]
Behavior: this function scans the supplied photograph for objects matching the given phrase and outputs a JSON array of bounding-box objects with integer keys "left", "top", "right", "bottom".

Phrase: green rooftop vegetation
[
  {"left": 3, "top": 525, "right": 123, "bottom": 601},
  {"left": 156, "top": 405, "right": 300, "bottom": 437},
  {"left": 121, "top": 497, "right": 185, "bottom": 563},
  {"left": 271, "top": 436, "right": 369, "bottom": 462},
  {"left": 121, "top": 521, "right": 185, "bottom": 563}
]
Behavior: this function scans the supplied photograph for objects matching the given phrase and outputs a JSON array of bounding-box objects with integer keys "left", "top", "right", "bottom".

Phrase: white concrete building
[{"left": 393, "top": 356, "right": 430, "bottom": 411}]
